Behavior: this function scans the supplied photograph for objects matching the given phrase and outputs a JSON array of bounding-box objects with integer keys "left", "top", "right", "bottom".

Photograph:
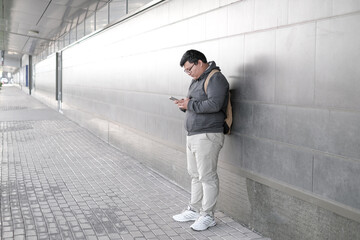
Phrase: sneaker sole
[{"left": 190, "top": 221, "right": 216, "bottom": 231}]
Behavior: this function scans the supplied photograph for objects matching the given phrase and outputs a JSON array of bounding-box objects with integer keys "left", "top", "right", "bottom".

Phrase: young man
[{"left": 172, "top": 50, "right": 229, "bottom": 231}]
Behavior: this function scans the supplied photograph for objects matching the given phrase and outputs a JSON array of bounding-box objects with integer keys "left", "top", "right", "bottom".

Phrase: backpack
[{"left": 204, "top": 69, "right": 233, "bottom": 135}]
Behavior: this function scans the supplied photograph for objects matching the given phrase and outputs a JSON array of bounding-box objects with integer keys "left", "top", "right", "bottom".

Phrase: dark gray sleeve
[{"left": 188, "top": 72, "right": 229, "bottom": 113}]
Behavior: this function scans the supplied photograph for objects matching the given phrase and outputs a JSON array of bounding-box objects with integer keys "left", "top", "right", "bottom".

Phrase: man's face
[{"left": 183, "top": 60, "right": 202, "bottom": 79}]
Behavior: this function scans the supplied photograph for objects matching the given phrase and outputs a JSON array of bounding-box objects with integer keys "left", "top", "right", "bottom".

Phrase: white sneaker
[
  {"left": 173, "top": 208, "right": 200, "bottom": 222},
  {"left": 190, "top": 215, "right": 216, "bottom": 231}
]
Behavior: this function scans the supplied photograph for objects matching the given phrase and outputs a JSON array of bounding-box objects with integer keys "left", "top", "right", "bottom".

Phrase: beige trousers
[{"left": 186, "top": 133, "right": 224, "bottom": 216}]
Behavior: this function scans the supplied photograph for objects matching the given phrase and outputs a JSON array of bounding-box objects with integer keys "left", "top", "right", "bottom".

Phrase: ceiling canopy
[{"left": 0, "top": 0, "right": 109, "bottom": 73}]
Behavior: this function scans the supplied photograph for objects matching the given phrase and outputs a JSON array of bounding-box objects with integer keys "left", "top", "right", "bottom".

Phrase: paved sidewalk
[{"left": 0, "top": 86, "right": 269, "bottom": 240}]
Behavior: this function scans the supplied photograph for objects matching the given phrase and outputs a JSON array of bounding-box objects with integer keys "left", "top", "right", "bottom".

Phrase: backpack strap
[{"left": 204, "top": 69, "right": 219, "bottom": 94}]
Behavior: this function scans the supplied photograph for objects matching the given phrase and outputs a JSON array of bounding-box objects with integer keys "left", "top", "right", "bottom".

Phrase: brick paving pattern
[{"left": 0, "top": 86, "right": 270, "bottom": 240}]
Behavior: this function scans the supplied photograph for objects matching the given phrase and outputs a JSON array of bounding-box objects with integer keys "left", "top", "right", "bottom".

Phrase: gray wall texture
[{"left": 31, "top": 0, "right": 360, "bottom": 239}]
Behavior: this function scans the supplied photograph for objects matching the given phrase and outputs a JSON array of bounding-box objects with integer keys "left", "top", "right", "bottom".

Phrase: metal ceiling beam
[
  {"left": 1, "top": 30, "right": 55, "bottom": 42},
  {"left": 36, "top": 0, "right": 52, "bottom": 26}
]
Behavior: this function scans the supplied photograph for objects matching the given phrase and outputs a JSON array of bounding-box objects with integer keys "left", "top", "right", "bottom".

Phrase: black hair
[{"left": 180, "top": 49, "right": 207, "bottom": 67}]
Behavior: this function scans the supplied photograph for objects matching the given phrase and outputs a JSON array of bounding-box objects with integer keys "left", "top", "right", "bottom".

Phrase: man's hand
[{"left": 175, "top": 98, "right": 190, "bottom": 110}]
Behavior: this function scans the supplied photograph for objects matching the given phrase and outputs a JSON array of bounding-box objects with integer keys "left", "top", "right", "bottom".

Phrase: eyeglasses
[{"left": 184, "top": 63, "right": 195, "bottom": 74}]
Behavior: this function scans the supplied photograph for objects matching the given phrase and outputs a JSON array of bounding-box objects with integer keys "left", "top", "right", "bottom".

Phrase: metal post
[
  {"left": 29, "top": 55, "right": 32, "bottom": 95},
  {"left": 56, "top": 52, "right": 63, "bottom": 112}
]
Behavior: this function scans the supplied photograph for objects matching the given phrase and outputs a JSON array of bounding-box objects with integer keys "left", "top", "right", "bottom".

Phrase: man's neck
[{"left": 203, "top": 63, "right": 210, "bottom": 72}]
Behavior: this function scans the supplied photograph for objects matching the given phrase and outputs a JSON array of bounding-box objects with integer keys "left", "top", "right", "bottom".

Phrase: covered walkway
[{"left": 0, "top": 86, "right": 268, "bottom": 240}]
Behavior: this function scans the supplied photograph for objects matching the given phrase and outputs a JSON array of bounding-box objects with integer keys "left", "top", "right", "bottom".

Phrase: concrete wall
[{"left": 33, "top": 0, "right": 360, "bottom": 239}]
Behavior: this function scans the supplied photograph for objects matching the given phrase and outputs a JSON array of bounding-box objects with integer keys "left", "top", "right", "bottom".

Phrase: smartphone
[{"left": 169, "top": 96, "right": 178, "bottom": 101}]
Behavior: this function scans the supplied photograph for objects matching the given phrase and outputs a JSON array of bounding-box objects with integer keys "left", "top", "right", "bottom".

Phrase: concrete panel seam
[
  {"left": 234, "top": 132, "right": 360, "bottom": 163},
  {"left": 224, "top": 10, "right": 360, "bottom": 43}
]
